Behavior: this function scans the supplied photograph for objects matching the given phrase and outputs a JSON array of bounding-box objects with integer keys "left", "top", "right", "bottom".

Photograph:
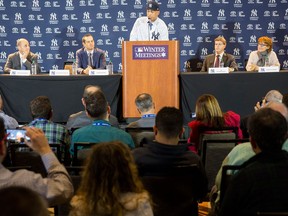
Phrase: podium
[{"left": 122, "top": 41, "right": 179, "bottom": 118}]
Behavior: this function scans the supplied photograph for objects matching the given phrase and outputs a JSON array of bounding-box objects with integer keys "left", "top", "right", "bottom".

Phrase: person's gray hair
[
  {"left": 135, "top": 93, "right": 153, "bottom": 113},
  {"left": 265, "top": 90, "right": 283, "bottom": 103},
  {"left": 265, "top": 101, "right": 288, "bottom": 123}
]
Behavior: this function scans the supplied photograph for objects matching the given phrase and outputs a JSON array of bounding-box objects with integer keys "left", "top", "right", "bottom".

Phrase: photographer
[{"left": 0, "top": 117, "right": 73, "bottom": 206}]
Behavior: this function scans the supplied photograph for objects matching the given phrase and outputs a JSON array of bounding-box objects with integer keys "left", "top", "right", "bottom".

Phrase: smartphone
[
  {"left": 6, "top": 129, "right": 30, "bottom": 143},
  {"left": 190, "top": 112, "right": 196, "bottom": 119}
]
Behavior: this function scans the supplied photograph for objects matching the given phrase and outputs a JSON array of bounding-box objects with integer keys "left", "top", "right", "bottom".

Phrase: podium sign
[
  {"left": 10, "top": 70, "right": 30, "bottom": 76},
  {"left": 122, "top": 41, "right": 180, "bottom": 118}
]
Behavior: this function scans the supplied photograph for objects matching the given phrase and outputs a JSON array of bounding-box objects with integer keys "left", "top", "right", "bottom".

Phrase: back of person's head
[
  {"left": 30, "top": 96, "right": 52, "bottom": 119},
  {"left": 82, "top": 85, "right": 101, "bottom": 100},
  {"left": 282, "top": 93, "right": 288, "bottom": 108},
  {"left": 264, "top": 90, "right": 283, "bottom": 103},
  {"left": 135, "top": 93, "right": 154, "bottom": 113},
  {"left": 0, "top": 186, "right": 48, "bottom": 216},
  {"left": 248, "top": 108, "right": 287, "bottom": 152},
  {"left": 195, "top": 94, "right": 224, "bottom": 128},
  {"left": 258, "top": 36, "right": 273, "bottom": 53},
  {"left": 265, "top": 101, "right": 288, "bottom": 122},
  {"left": 214, "top": 36, "right": 226, "bottom": 46},
  {"left": 155, "top": 107, "right": 183, "bottom": 139},
  {"left": 85, "top": 90, "right": 108, "bottom": 119},
  {"left": 77, "top": 141, "right": 145, "bottom": 215}
]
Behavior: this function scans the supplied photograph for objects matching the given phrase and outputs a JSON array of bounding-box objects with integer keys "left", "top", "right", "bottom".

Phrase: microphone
[{"left": 147, "top": 20, "right": 152, "bottom": 41}]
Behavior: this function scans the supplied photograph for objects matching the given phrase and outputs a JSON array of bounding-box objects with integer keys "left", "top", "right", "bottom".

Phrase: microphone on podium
[{"left": 147, "top": 20, "right": 152, "bottom": 41}]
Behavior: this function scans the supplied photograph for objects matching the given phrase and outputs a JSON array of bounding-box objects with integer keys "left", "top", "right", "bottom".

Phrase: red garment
[{"left": 187, "top": 111, "right": 243, "bottom": 153}]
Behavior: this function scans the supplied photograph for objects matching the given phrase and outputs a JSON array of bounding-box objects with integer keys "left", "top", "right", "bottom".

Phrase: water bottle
[
  {"left": 31, "top": 60, "right": 37, "bottom": 75},
  {"left": 107, "top": 60, "right": 113, "bottom": 75},
  {"left": 72, "top": 60, "right": 77, "bottom": 75}
]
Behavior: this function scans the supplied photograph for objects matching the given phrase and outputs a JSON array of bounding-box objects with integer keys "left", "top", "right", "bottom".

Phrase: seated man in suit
[
  {"left": 66, "top": 85, "right": 119, "bottom": 132},
  {"left": 76, "top": 33, "right": 106, "bottom": 74},
  {"left": 4, "top": 38, "right": 41, "bottom": 74},
  {"left": 70, "top": 89, "right": 134, "bottom": 156},
  {"left": 201, "top": 36, "right": 238, "bottom": 72},
  {"left": 126, "top": 93, "right": 155, "bottom": 128}
]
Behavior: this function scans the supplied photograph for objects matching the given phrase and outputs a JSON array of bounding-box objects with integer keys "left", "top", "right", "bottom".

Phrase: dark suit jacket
[
  {"left": 201, "top": 53, "right": 238, "bottom": 72},
  {"left": 4, "top": 52, "right": 40, "bottom": 74},
  {"left": 76, "top": 47, "right": 106, "bottom": 74}
]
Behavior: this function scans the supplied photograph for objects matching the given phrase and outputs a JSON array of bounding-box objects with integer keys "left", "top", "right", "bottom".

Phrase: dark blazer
[
  {"left": 4, "top": 52, "right": 40, "bottom": 74},
  {"left": 201, "top": 53, "right": 238, "bottom": 72},
  {"left": 76, "top": 47, "right": 106, "bottom": 74}
]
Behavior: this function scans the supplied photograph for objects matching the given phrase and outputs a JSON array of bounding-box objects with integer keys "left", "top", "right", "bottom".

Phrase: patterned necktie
[{"left": 214, "top": 55, "right": 220, "bottom": 67}]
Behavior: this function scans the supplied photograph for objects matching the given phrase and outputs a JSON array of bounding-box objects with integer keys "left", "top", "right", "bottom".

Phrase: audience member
[
  {"left": 188, "top": 94, "right": 242, "bottom": 153},
  {"left": 69, "top": 141, "right": 153, "bottom": 216},
  {"left": 0, "top": 186, "right": 49, "bottom": 216},
  {"left": 254, "top": 89, "right": 283, "bottom": 111},
  {"left": 4, "top": 38, "right": 41, "bottom": 74},
  {"left": 76, "top": 33, "right": 106, "bottom": 74},
  {"left": 219, "top": 108, "right": 288, "bottom": 215},
  {"left": 0, "top": 94, "right": 18, "bottom": 129},
  {"left": 127, "top": 93, "right": 155, "bottom": 128},
  {"left": 70, "top": 90, "right": 134, "bottom": 155},
  {"left": 201, "top": 36, "right": 238, "bottom": 72},
  {"left": 0, "top": 117, "right": 73, "bottom": 206},
  {"left": 211, "top": 101, "right": 288, "bottom": 215},
  {"left": 28, "top": 96, "right": 69, "bottom": 151},
  {"left": 66, "top": 85, "right": 119, "bottom": 131},
  {"left": 130, "top": 1, "right": 169, "bottom": 41},
  {"left": 240, "top": 89, "right": 283, "bottom": 138},
  {"left": 132, "top": 107, "right": 207, "bottom": 215},
  {"left": 246, "top": 36, "right": 280, "bottom": 71},
  {"left": 283, "top": 93, "right": 288, "bottom": 108}
]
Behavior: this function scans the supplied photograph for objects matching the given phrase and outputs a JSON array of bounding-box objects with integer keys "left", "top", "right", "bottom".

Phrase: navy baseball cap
[{"left": 147, "top": 1, "right": 160, "bottom": 11}]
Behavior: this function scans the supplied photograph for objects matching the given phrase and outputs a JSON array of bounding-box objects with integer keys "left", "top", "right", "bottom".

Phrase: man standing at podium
[{"left": 130, "top": 1, "right": 169, "bottom": 41}]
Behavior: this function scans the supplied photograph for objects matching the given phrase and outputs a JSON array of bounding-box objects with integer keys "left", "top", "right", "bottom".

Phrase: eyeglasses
[{"left": 258, "top": 43, "right": 267, "bottom": 47}]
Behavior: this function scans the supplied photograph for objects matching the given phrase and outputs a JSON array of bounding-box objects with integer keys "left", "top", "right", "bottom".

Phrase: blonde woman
[
  {"left": 188, "top": 94, "right": 242, "bottom": 153},
  {"left": 69, "top": 141, "right": 153, "bottom": 216}
]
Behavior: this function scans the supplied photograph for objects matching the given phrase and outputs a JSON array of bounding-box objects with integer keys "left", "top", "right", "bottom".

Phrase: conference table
[
  {"left": 0, "top": 71, "right": 287, "bottom": 124},
  {"left": 0, "top": 74, "right": 122, "bottom": 123},
  {"left": 180, "top": 71, "right": 288, "bottom": 123}
]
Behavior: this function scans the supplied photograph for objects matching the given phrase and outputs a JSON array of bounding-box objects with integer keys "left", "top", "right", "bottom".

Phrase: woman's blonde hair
[
  {"left": 195, "top": 94, "right": 225, "bottom": 128},
  {"left": 75, "top": 141, "right": 146, "bottom": 216}
]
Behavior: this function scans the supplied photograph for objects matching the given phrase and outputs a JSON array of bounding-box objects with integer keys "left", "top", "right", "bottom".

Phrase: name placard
[
  {"left": 10, "top": 70, "right": 30, "bottom": 76},
  {"left": 49, "top": 70, "right": 70, "bottom": 76},
  {"left": 258, "top": 66, "right": 280, "bottom": 73},
  {"left": 89, "top": 69, "right": 109, "bottom": 76},
  {"left": 208, "top": 67, "right": 229, "bottom": 74}
]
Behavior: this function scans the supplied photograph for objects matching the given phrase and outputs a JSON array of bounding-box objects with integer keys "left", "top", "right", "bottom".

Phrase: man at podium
[{"left": 130, "top": 1, "right": 169, "bottom": 41}]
